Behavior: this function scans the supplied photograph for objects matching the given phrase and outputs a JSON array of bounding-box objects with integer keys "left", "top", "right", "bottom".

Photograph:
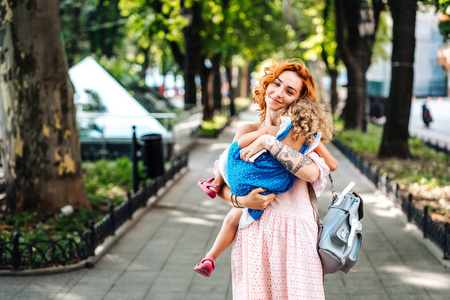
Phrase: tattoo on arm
[
  {"left": 272, "top": 140, "right": 314, "bottom": 174},
  {"left": 292, "top": 155, "right": 314, "bottom": 174},
  {"left": 273, "top": 141, "right": 285, "bottom": 160}
]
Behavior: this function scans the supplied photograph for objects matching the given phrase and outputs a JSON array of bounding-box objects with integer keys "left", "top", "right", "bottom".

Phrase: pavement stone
[{"left": 0, "top": 105, "right": 449, "bottom": 300}]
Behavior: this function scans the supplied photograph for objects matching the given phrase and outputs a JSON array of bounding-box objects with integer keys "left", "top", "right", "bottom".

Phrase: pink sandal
[
  {"left": 194, "top": 256, "right": 215, "bottom": 277},
  {"left": 198, "top": 178, "right": 221, "bottom": 199}
]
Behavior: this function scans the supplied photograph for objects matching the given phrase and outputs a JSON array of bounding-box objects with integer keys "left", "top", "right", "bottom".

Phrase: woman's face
[{"left": 265, "top": 70, "right": 302, "bottom": 112}]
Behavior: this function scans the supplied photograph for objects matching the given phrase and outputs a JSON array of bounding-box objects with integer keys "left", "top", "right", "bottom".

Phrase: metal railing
[
  {"left": 333, "top": 140, "right": 449, "bottom": 260},
  {"left": 0, "top": 153, "right": 188, "bottom": 270},
  {"left": 78, "top": 106, "right": 202, "bottom": 161},
  {"left": 410, "top": 133, "right": 450, "bottom": 155}
]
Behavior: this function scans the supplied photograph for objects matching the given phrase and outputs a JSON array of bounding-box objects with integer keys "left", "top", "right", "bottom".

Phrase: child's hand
[
  {"left": 240, "top": 135, "right": 268, "bottom": 162},
  {"left": 315, "top": 142, "right": 338, "bottom": 172}
]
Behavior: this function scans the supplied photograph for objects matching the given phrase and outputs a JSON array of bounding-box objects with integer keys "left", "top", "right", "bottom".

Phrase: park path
[{"left": 0, "top": 105, "right": 449, "bottom": 300}]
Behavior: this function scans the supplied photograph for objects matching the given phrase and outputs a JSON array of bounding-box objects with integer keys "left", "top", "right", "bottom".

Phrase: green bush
[
  {"left": 83, "top": 157, "right": 145, "bottom": 207},
  {"left": 199, "top": 114, "right": 229, "bottom": 137}
]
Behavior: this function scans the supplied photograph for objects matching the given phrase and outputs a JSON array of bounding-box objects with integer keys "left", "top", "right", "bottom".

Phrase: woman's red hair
[{"left": 253, "top": 59, "right": 318, "bottom": 124}]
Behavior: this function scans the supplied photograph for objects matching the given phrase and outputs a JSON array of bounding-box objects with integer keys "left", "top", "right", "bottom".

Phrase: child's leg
[
  {"left": 204, "top": 207, "right": 242, "bottom": 261},
  {"left": 210, "top": 170, "right": 225, "bottom": 192},
  {"left": 194, "top": 207, "right": 242, "bottom": 276},
  {"left": 198, "top": 169, "right": 225, "bottom": 197}
]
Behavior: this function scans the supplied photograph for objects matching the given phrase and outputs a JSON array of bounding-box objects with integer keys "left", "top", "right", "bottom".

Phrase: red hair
[{"left": 253, "top": 59, "right": 318, "bottom": 123}]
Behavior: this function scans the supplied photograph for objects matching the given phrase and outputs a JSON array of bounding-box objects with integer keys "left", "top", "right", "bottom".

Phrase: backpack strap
[
  {"left": 328, "top": 174, "right": 338, "bottom": 202},
  {"left": 308, "top": 174, "right": 338, "bottom": 223},
  {"left": 307, "top": 183, "right": 322, "bottom": 229}
]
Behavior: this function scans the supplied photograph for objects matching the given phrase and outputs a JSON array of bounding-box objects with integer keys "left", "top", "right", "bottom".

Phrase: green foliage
[
  {"left": 420, "top": 0, "right": 450, "bottom": 42},
  {"left": 198, "top": 97, "right": 252, "bottom": 137},
  {"left": 334, "top": 120, "right": 382, "bottom": 155},
  {"left": 335, "top": 120, "right": 449, "bottom": 221},
  {"left": 199, "top": 114, "right": 229, "bottom": 137},
  {"left": 60, "top": 0, "right": 126, "bottom": 67},
  {"left": 0, "top": 210, "right": 101, "bottom": 243},
  {"left": 372, "top": 11, "right": 393, "bottom": 61},
  {"left": 82, "top": 157, "right": 145, "bottom": 207},
  {"left": 0, "top": 157, "right": 145, "bottom": 248}
]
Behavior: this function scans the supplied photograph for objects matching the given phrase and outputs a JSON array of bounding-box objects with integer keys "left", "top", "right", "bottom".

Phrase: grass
[{"left": 334, "top": 119, "right": 450, "bottom": 224}]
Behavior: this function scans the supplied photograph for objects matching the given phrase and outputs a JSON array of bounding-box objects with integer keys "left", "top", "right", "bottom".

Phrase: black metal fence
[
  {"left": 0, "top": 153, "right": 188, "bottom": 271},
  {"left": 411, "top": 134, "right": 450, "bottom": 156},
  {"left": 333, "top": 140, "right": 449, "bottom": 260}
]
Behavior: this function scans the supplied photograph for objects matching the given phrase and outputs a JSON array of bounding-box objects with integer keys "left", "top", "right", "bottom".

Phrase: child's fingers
[{"left": 240, "top": 147, "right": 250, "bottom": 160}]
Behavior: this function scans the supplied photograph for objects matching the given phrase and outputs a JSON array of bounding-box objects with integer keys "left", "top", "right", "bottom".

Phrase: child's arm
[
  {"left": 237, "top": 126, "right": 279, "bottom": 148},
  {"left": 314, "top": 142, "right": 338, "bottom": 172}
]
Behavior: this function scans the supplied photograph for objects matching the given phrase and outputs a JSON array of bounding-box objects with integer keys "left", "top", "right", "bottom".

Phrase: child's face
[{"left": 265, "top": 71, "right": 302, "bottom": 113}]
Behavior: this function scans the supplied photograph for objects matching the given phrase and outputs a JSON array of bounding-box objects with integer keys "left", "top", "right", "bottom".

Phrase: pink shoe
[
  {"left": 194, "top": 256, "right": 215, "bottom": 277},
  {"left": 198, "top": 178, "right": 221, "bottom": 199}
]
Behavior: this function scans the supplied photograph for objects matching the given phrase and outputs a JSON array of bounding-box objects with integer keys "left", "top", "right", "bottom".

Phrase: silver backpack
[{"left": 309, "top": 175, "right": 364, "bottom": 274}]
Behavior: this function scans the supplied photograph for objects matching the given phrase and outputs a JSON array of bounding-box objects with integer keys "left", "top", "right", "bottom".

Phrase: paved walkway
[{"left": 1, "top": 106, "right": 449, "bottom": 300}]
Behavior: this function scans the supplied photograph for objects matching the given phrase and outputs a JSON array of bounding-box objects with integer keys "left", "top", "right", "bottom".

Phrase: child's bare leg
[
  {"left": 204, "top": 207, "right": 242, "bottom": 263},
  {"left": 210, "top": 170, "right": 225, "bottom": 192},
  {"left": 199, "top": 170, "right": 225, "bottom": 194}
]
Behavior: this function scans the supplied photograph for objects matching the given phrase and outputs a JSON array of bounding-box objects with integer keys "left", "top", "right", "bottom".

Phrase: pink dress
[{"left": 231, "top": 152, "right": 329, "bottom": 300}]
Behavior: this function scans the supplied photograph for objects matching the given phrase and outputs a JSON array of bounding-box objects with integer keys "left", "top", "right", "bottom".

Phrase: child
[{"left": 194, "top": 97, "right": 337, "bottom": 277}]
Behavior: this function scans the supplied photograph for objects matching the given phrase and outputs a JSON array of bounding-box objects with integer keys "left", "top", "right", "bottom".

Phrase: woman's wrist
[{"left": 231, "top": 193, "right": 244, "bottom": 208}]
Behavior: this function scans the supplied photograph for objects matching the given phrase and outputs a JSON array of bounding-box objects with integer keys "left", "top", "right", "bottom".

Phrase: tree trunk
[
  {"left": 226, "top": 66, "right": 236, "bottom": 116},
  {"left": 335, "top": 0, "right": 365, "bottom": 129},
  {"left": 201, "top": 61, "right": 214, "bottom": 120},
  {"left": 183, "top": 1, "right": 202, "bottom": 108},
  {"left": 238, "top": 65, "right": 249, "bottom": 98},
  {"left": 342, "top": 66, "right": 365, "bottom": 129},
  {"left": 0, "top": 1, "right": 90, "bottom": 215},
  {"left": 211, "top": 54, "right": 222, "bottom": 111},
  {"left": 329, "top": 69, "right": 339, "bottom": 114},
  {"left": 335, "top": 0, "right": 385, "bottom": 129},
  {"left": 378, "top": 0, "right": 417, "bottom": 158}
]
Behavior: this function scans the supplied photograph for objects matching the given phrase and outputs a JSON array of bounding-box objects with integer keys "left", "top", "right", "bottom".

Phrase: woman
[{"left": 217, "top": 60, "right": 333, "bottom": 299}]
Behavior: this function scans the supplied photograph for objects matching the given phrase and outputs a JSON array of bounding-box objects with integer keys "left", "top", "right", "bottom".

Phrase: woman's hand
[
  {"left": 237, "top": 187, "right": 275, "bottom": 210},
  {"left": 240, "top": 135, "right": 269, "bottom": 161}
]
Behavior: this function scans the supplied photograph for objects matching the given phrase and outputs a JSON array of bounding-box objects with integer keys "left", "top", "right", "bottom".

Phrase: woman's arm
[
  {"left": 217, "top": 184, "right": 275, "bottom": 210},
  {"left": 314, "top": 142, "right": 338, "bottom": 172},
  {"left": 241, "top": 135, "right": 320, "bottom": 182}
]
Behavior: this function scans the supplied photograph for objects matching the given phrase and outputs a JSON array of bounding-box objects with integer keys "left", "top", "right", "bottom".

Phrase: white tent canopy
[{"left": 69, "top": 57, "right": 170, "bottom": 139}]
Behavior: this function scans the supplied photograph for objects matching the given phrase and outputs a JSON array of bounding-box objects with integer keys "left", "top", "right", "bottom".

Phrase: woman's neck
[{"left": 264, "top": 110, "right": 278, "bottom": 127}]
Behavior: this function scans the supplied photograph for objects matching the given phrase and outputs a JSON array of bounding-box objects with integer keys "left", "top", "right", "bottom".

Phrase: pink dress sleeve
[{"left": 307, "top": 151, "right": 330, "bottom": 197}]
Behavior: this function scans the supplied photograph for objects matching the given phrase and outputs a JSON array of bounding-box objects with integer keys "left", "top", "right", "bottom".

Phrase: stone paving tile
[
  {"left": 144, "top": 292, "right": 186, "bottom": 300},
  {"left": 149, "top": 274, "right": 193, "bottom": 294},
  {"left": 103, "top": 283, "right": 149, "bottom": 300},
  {"left": 61, "top": 282, "right": 113, "bottom": 300}
]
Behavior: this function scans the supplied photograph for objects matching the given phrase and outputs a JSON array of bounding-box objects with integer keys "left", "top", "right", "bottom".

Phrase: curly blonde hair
[
  {"left": 277, "top": 96, "right": 333, "bottom": 145},
  {"left": 253, "top": 59, "right": 318, "bottom": 124}
]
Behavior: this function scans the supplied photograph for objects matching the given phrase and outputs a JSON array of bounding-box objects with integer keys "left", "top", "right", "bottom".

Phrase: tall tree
[
  {"left": 378, "top": 0, "right": 418, "bottom": 158},
  {"left": 335, "top": 0, "right": 385, "bottom": 129},
  {"left": 0, "top": 1, "right": 90, "bottom": 215},
  {"left": 283, "top": 0, "right": 342, "bottom": 113}
]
